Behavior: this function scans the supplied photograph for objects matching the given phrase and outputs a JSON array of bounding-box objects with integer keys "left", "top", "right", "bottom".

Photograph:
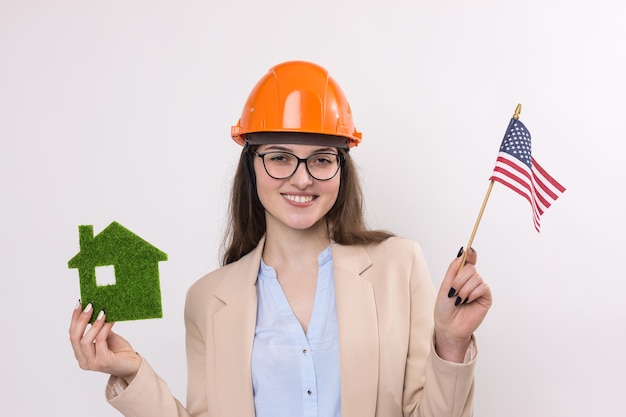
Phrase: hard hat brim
[{"left": 245, "top": 132, "right": 351, "bottom": 148}]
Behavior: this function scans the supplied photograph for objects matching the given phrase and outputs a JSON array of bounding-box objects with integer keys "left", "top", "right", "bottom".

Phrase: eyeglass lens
[{"left": 258, "top": 152, "right": 341, "bottom": 181}]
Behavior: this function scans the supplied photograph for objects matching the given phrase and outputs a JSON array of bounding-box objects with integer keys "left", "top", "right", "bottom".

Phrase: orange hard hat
[{"left": 231, "top": 61, "right": 362, "bottom": 148}]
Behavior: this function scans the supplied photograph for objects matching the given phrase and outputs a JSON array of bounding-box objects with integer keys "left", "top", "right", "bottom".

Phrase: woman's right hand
[{"left": 69, "top": 301, "right": 142, "bottom": 384}]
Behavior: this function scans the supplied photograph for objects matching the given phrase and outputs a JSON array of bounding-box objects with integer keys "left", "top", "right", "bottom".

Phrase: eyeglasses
[{"left": 255, "top": 151, "right": 344, "bottom": 181}]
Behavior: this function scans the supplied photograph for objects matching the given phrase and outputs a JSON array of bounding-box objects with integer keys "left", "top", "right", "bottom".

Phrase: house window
[{"left": 95, "top": 265, "right": 116, "bottom": 286}]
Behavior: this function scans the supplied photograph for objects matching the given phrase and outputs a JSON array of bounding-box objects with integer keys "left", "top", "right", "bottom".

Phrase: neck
[{"left": 262, "top": 216, "right": 330, "bottom": 268}]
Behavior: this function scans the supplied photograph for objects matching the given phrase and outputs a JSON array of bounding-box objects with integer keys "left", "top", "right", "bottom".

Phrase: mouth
[{"left": 282, "top": 194, "right": 316, "bottom": 204}]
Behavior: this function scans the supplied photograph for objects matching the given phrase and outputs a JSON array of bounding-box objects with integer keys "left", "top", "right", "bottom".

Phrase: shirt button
[
  {"left": 307, "top": 390, "right": 312, "bottom": 395},
  {"left": 302, "top": 349, "right": 307, "bottom": 355}
]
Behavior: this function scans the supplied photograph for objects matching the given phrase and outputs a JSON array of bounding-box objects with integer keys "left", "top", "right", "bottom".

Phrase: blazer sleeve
[
  {"left": 419, "top": 336, "right": 477, "bottom": 417},
  {"left": 106, "top": 355, "right": 192, "bottom": 417},
  {"left": 402, "top": 241, "right": 477, "bottom": 417},
  {"left": 104, "top": 284, "right": 212, "bottom": 417}
]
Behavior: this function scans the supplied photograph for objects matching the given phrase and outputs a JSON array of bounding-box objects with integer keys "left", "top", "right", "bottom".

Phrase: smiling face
[{"left": 254, "top": 143, "right": 342, "bottom": 233}]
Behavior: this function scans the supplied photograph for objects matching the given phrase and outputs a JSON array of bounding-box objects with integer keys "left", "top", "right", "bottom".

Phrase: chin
[
  {"left": 281, "top": 214, "right": 327, "bottom": 232},
  {"left": 286, "top": 219, "right": 322, "bottom": 231}
]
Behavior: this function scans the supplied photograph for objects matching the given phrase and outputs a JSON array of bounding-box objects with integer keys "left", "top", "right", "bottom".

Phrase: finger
[
  {"left": 70, "top": 299, "right": 82, "bottom": 324},
  {"left": 94, "top": 313, "right": 113, "bottom": 351},
  {"left": 93, "top": 315, "right": 114, "bottom": 368},
  {"left": 463, "top": 247, "right": 478, "bottom": 266},
  {"left": 439, "top": 247, "right": 466, "bottom": 296},
  {"left": 78, "top": 308, "right": 107, "bottom": 368},
  {"left": 462, "top": 281, "right": 492, "bottom": 307},
  {"left": 69, "top": 302, "right": 94, "bottom": 366},
  {"left": 444, "top": 261, "right": 477, "bottom": 299},
  {"left": 453, "top": 272, "right": 484, "bottom": 304},
  {"left": 69, "top": 300, "right": 84, "bottom": 343}
]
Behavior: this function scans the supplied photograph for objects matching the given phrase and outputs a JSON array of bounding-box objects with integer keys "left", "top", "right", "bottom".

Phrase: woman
[{"left": 70, "top": 60, "right": 492, "bottom": 417}]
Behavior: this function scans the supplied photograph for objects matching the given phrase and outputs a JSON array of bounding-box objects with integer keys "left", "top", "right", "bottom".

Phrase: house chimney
[{"left": 78, "top": 225, "right": 94, "bottom": 249}]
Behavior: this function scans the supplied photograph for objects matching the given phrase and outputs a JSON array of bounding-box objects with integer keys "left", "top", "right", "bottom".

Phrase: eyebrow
[{"left": 263, "top": 145, "right": 338, "bottom": 154}]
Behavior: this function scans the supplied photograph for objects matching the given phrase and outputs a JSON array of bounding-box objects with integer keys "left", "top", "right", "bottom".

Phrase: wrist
[
  {"left": 434, "top": 329, "right": 472, "bottom": 363},
  {"left": 118, "top": 352, "right": 142, "bottom": 385}
]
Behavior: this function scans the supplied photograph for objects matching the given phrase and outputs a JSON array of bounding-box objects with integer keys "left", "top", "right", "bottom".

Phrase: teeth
[{"left": 284, "top": 194, "right": 314, "bottom": 203}]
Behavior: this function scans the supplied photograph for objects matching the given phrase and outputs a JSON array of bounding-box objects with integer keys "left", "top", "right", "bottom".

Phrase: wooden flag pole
[{"left": 458, "top": 103, "right": 522, "bottom": 271}]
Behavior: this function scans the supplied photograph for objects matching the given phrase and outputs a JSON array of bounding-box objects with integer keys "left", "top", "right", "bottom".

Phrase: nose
[{"left": 289, "top": 160, "right": 313, "bottom": 187}]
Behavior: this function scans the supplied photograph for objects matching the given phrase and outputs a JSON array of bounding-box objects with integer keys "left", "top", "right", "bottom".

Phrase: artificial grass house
[{"left": 68, "top": 221, "right": 168, "bottom": 322}]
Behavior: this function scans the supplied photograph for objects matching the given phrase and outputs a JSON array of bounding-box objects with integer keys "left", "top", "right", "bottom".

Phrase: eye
[
  {"left": 309, "top": 154, "right": 337, "bottom": 166},
  {"left": 267, "top": 152, "right": 295, "bottom": 164}
]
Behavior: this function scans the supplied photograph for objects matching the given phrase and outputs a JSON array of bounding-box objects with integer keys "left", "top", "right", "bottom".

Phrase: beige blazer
[{"left": 108, "top": 237, "right": 476, "bottom": 417}]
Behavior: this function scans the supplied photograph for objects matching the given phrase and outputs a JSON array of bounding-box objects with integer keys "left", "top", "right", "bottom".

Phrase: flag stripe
[
  {"left": 490, "top": 157, "right": 543, "bottom": 223},
  {"left": 491, "top": 175, "right": 541, "bottom": 231},
  {"left": 532, "top": 172, "right": 558, "bottom": 204},
  {"left": 495, "top": 156, "right": 532, "bottom": 183},
  {"left": 532, "top": 157, "right": 566, "bottom": 193},
  {"left": 492, "top": 156, "right": 533, "bottom": 197},
  {"left": 491, "top": 176, "right": 542, "bottom": 226}
]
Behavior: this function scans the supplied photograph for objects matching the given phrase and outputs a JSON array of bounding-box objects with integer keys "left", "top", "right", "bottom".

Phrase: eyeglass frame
[{"left": 254, "top": 150, "right": 344, "bottom": 181}]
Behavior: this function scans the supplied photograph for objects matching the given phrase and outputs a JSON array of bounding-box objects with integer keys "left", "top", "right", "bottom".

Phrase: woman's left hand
[{"left": 433, "top": 247, "right": 492, "bottom": 363}]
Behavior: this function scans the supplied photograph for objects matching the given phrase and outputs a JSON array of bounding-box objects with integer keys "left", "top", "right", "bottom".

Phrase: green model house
[{"left": 68, "top": 221, "right": 168, "bottom": 322}]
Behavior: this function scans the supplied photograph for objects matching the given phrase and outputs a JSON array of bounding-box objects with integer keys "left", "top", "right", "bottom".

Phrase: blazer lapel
[
  {"left": 211, "top": 238, "right": 264, "bottom": 417},
  {"left": 332, "top": 242, "right": 379, "bottom": 417}
]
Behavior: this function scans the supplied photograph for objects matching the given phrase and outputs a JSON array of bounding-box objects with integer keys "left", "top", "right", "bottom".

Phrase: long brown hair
[{"left": 221, "top": 144, "right": 393, "bottom": 265}]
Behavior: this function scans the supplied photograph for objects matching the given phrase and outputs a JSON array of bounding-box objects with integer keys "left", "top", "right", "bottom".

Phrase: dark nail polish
[
  {"left": 457, "top": 247, "right": 464, "bottom": 257},
  {"left": 463, "top": 297, "right": 469, "bottom": 304},
  {"left": 455, "top": 296, "right": 462, "bottom": 306},
  {"left": 448, "top": 287, "right": 456, "bottom": 298},
  {"left": 470, "top": 247, "right": 476, "bottom": 253}
]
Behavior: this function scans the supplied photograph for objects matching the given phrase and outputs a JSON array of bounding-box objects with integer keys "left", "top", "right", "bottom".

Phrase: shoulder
[
  {"left": 332, "top": 236, "right": 425, "bottom": 268},
  {"left": 361, "top": 237, "right": 432, "bottom": 286},
  {"left": 185, "top": 240, "right": 264, "bottom": 310},
  {"left": 183, "top": 258, "right": 253, "bottom": 327},
  {"left": 332, "top": 236, "right": 428, "bottom": 279},
  {"left": 187, "top": 261, "right": 237, "bottom": 296},
  {"left": 343, "top": 237, "right": 435, "bottom": 305},
  {"left": 362, "top": 236, "right": 424, "bottom": 261}
]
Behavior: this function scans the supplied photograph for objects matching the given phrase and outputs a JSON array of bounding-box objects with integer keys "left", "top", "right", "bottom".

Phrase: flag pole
[{"left": 458, "top": 103, "right": 522, "bottom": 271}]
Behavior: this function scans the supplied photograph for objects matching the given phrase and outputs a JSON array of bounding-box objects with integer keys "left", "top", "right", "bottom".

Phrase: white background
[{"left": 1, "top": 1, "right": 624, "bottom": 416}]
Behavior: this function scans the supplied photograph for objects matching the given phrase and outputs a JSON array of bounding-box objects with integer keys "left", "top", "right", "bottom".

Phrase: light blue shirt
[{"left": 251, "top": 245, "right": 341, "bottom": 417}]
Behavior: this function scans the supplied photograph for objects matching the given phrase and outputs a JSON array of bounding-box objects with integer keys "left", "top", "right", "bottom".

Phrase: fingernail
[
  {"left": 83, "top": 303, "right": 92, "bottom": 314},
  {"left": 447, "top": 287, "right": 457, "bottom": 298},
  {"left": 463, "top": 297, "right": 469, "bottom": 304},
  {"left": 96, "top": 310, "right": 105, "bottom": 321},
  {"left": 457, "top": 247, "right": 464, "bottom": 257},
  {"left": 470, "top": 247, "right": 476, "bottom": 253},
  {"left": 75, "top": 299, "right": 82, "bottom": 310},
  {"left": 455, "top": 296, "right": 462, "bottom": 306}
]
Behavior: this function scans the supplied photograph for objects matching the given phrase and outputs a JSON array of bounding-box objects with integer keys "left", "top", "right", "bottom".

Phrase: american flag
[{"left": 489, "top": 118, "right": 566, "bottom": 232}]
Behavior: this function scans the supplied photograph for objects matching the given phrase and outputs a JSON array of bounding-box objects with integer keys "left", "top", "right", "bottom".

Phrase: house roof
[{"left": 68, "top": 221, "right": 167, "bottom": 268}]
